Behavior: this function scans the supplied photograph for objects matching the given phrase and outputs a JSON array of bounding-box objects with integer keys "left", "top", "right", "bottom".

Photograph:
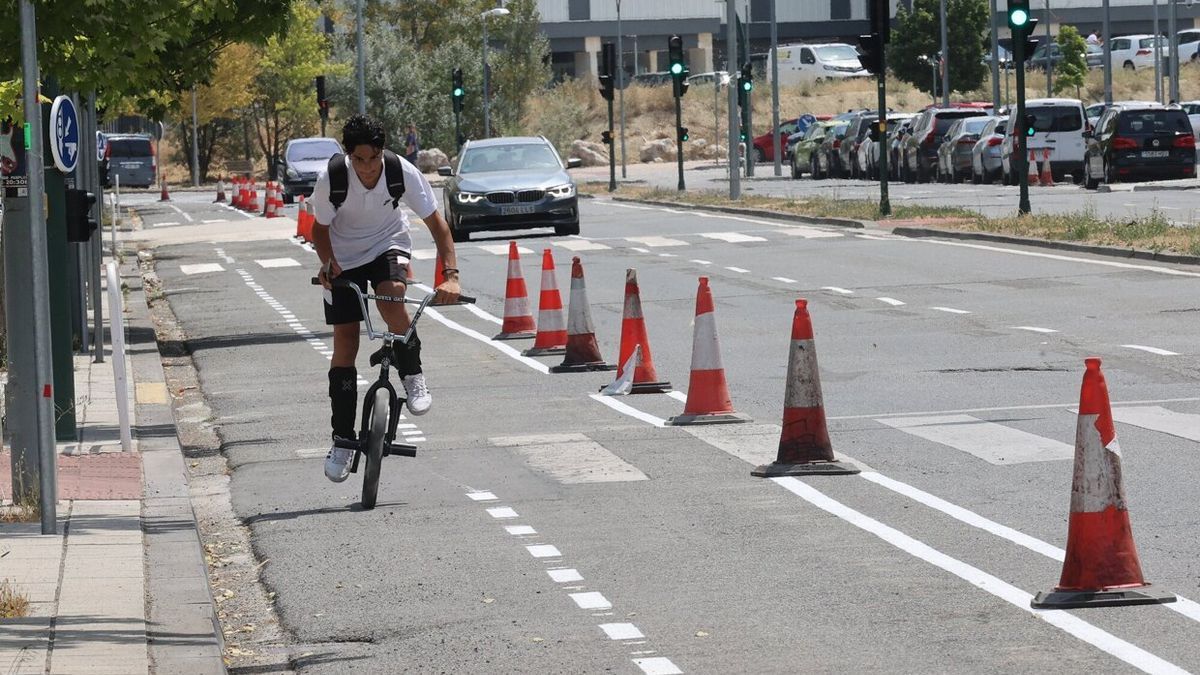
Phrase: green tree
[
  {"left": 248, "top": 1, "right": 345, "bottom": 179},
  {"left": 888, "top": 0, "right": 990, "bottom": 97},
  {"left": 173, "top": 43, "right": 261, "bottom": 180},
  {"left": 1054, "top": 26, "right": 1088, "bottom": 97}
]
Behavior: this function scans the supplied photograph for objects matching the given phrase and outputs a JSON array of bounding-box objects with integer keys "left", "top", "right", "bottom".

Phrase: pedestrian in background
[
  {"left": 405, "top": 123, "right": 420, "bottom": 165},
  {"left": 1087, "top": 30, "right": 1101, "bottom": 46}
]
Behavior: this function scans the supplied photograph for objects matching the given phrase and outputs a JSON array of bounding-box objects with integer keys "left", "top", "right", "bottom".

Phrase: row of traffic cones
[
  {"left": 1026, "top": 147, "right": 1056, "bottom": 187},
  {"left": 489, "top": 240, "right": 1175, "bottom": 612}
]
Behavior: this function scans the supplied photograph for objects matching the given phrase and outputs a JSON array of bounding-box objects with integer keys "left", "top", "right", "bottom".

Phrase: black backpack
[{"left": 327, "top": 149, "right": 406, "bottom": 210}]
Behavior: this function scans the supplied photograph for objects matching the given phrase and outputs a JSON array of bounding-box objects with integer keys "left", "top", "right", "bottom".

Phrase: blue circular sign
[{"left": 50, "top": 95, "right": 79, "bottom": 173}]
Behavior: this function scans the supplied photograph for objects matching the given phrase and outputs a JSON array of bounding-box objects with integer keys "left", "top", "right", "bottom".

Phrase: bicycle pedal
[{"left": 386, "top": 443, "right": 417, "bottom": 458}]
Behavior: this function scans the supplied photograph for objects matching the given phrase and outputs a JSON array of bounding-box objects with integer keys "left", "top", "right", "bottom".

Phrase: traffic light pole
[
  {"left": 876, "top": 44, "right": 890, "bottom": 217},
  {"left": 674, "top": 92, "right": 685, "bottom": 191},
  {"left": 608, "top": 96, "right": 617, "bottom": 192},
  {"left": 745, "top": 97, "right": 754, "bottom": 178},
  {"left": 1014, "top": 33, "right": 1031, "bottom": 215},
  {"left": 454, "top": 110, "right": 462, "bottom": 154}
]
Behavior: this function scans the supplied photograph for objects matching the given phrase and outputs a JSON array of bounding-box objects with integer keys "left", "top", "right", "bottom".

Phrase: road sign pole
[
  {"left": 1015, "top": 31, "right": 1032, "bottom": 215},
  {"left": 770, "top": 0, "right": 781, "bottom": 176},
  {"left": 726, "top": 0, "right": 741, "bottom": 200},
  {"left": 675, "top": 93, "right": 685, "bottom": 191},
  {"left": 87, "top": 92, "right": 104, "bottom": 365},
  {"left": 878, "top": 42, "right": 890, "bottom": 217}
]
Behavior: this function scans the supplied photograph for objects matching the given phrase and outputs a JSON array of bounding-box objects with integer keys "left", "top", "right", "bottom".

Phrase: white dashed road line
[
  {"left": 876, "top": 297, "right": 905, "bottom": 306},
  {"left": 1012, "top": 326, "right": 1058, "bottom": 333},
  {"left": 724, "top": 266, "right": 749, "bottom": 274},
  {"left": 772, "top": 276, "right": 797, "bottom": 283},
  {"left": 690, "top": 259, "right": 712, "bottom": 265},
  {"left": 1122, "top": 344, "right": 1179, "bottom": 356},
  {"left": 822, "top": 286, "right": 853, "bottom": 295},
  {"left": 930, "top": 306, "right": 971, "bottom": 314}
]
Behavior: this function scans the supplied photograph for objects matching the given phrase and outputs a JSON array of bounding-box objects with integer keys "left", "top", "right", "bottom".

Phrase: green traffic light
[
  {"left": 670, "top": 62, "right": 683, "bottom": 75},
  {"left": 453, "top": 87, "right": 464, "bottom": 97},
  {"left": 742, "top": 81, "right": 752, "bottom": 92},
  {"left": 1010, "top": 8, "right": 1028, "bottom": 26}
]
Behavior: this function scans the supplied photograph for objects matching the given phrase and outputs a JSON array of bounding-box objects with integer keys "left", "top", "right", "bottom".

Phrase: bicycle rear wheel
[{"left": 361, "top": 389, "right": 388, "bottom": 510}]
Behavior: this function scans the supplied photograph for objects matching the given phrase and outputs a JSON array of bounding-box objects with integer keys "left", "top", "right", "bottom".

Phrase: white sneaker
[
  {"left": 402, "top": 373, "right": 432, "bottom": 416},
  {"left": 324, "top": 441, "right": 354, "bottom": 483}
]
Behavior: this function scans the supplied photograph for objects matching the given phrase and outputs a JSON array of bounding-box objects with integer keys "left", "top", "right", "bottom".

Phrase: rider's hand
[
  {"left": 318, "top": 259, "right": 342, "bottom": 290},
  {"left": 434, "top": 274, "right": 461, "bottom": 304}
]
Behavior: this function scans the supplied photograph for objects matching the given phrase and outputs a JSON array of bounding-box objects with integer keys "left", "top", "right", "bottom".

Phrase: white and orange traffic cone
[
  {"left": 602, "top": 268, "right": 670, "bottom": 394},
  {"left": 1027, "top": 149, "right": 1040, "bottom": 186},
  {"left": 159, "top": 181, "right": 170, "bottom": 202},
  {"left": 264, "top": 183, "right": 279, "bottom": 218},
  {"left": 295, "top": 194, "right": 308, "bottom": 239},
  {"left": 1031, "top": 357, "right": 1176, "bottom": 609},
  {"left": 1039, "top": 148, "right": 1055, "bottom": 187},
  {"left": 248, "top": 187, "right": 260, "bottom": 213},
  {"left": 429, "top": 252, "right": 467, "bottom": 306},
  {"left": 549, "top": 257, "right": 616, "bottom": 373},
  {"left": 233, "top": 178, "right": 244, "bottom": 209},
  {"left": 522, "top": 249, "right": 567, "bottom": 356},
  {"left": 214, "top": 177, "right": 227, "bottom": 203},
  {"left": 493, "top": 241, "right": 537, "bottom": 340},
  {"left": 753, "top": 299, "right": 858, "bottom": 476},
  {"left": 600, "top": 345, "right": 641, "bottom": 396},
  {"left": 666, "top": 277, "right": 750, "bottom": 426}
]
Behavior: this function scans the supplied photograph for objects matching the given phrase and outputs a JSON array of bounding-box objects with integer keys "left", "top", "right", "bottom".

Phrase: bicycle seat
[{"left": 369, "top": 346, "right": 390, "bottom": 367}]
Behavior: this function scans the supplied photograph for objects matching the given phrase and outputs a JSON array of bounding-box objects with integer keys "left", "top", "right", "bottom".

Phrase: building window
[
  {"left": 831, "top": 0, "right": 851, "bottom": 20},
  {"left": 568, "top": 0, "right": 590, "bottom": 21},
  {"left": 751, "top": 0, "right": 770, "bottom": 21}
]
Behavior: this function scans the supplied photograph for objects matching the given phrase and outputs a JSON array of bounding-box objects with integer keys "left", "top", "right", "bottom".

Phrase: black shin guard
[
  {"left": 392, "top": 330, "right": 422, "bottom": 377},
  {"left": 328, "top": 367, "right": 358, "bottom": 439}
]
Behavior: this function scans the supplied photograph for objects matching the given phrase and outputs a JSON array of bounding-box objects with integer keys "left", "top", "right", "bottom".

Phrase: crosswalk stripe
[
  {"left": 625, "top": 236, "right": 687, "bottom": 248},
  {"left": 180, "top": 263, "right": 225, "bottom": 275},
  {"left": 875, "top": 414, "right": 1074, "bottom": 465},
  {"left": 255, "top": 258, "right": 301, "bottom": 268},
  {"left": 554, "top": 239, "right": 612, "bottom": 251},
  {"left": 1108, "top": 405, "right": 1200, "bottom": 442},
  {"left": 699, "top": 231, "right": 767, "bottom": 243},
  {"left": 778, "top": 226, "right": 844, "bottom": 239},
  {"left": 478, "top": 244, "right": 534, "bottom": 255}
]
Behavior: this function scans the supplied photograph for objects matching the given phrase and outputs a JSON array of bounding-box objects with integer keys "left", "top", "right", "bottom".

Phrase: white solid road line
[
  {"left": 588, "top": 393, "right": 666, "bottom": 427},
  {"left": 166, "top": 203, "right": 194, "bottom": 222},
  {"left": 1122, "top": 344, "right": 1180, "bottom": 356},
  {"left": 913, "top": 237, "right": 1200, "bottom": 279},
  {"left": 665, "top": 390, "right": 688, "bottom": 403},
  {"left": 771, "top": 476, "right": 1188, "bottom": 675},
  {"left": 829, "top": 396, "right": 1200, "bottom": 421},
  {"left": 875, "top": 414, "right": 1074, "bottom": 465}
]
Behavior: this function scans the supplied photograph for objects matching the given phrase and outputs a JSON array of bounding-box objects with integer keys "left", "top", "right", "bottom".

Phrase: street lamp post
[
  {"left": 940, "top": 0, "right": 950, "bottom": 106},
  {"left": 617, "top": 1, "right": 627, "bottom": 178},
  {"left": 481, "top": 7, "right": 511, "bottom": 138}
]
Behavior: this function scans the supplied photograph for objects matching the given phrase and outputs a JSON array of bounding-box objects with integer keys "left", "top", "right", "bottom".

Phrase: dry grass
[
  {"left": 595, "top": 185, "right": 1200, "bottom": 256},
  {"left": 0, "top": 579, "right": 30, "bottom": 619},
  {"left": 0, "top": 471, "right": 42, "bottom": 524}
]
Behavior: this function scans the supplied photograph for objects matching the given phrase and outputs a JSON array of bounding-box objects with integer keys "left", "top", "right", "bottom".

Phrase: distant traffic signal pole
[
  {"left": 739, "top": 62, "right": 753, "bottom": 178},
  {"left": 669, "top": 35, "right": 689, "bottom": 191},
  {"left": 725, "top": 0, "right": 741, "bottom": 200},
  {"left": 1008, "top": 0, "right": 1037, "bottom": 215},
  {"left": 451, "top": 68, "right": 465, "bottom": 153},
  {"left": 600, "top": 43, "right": 617, "bottom": 192},
  {"left": 860, "top": 0, "right": 890, "bottom": 216}
]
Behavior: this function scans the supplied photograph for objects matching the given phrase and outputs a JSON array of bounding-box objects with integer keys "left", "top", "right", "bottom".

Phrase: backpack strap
[
  {"left": 327, "top": 153, "right": 349, "bottom": 210},
  {"left": 382, "top": 149, "right": 406, "bottom": 207}
]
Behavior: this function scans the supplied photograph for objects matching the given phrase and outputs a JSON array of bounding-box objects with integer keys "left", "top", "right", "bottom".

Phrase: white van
[
  {"left": 1000, "top": 97, "right": 1088, "bottom": 182},
  {"left": 769, "top": 43, "right": 868, "bottom": 86}
]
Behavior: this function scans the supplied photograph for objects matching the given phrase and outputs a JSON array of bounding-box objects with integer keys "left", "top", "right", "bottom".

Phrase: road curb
[
  {"left": 122, "top": 257, "right": 227, "bottom": 674},
  {"left": 890, "top": 226, "right": 1200, "bottom": 266},
  {"left": 609, "top": 196, "right": 866, "bottom": 229}
]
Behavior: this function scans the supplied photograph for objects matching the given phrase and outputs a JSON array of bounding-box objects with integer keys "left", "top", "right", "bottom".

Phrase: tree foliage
[
  {"left": 888, "top": 0, "right": 989, "bottom": 97},
  {"left": 327, "top": 0, "right": 550, "bottom": 154},
  {"left": 1054, "top": 26, "right": 1089, "bottom": 96},
  {"left": 172, "top": 43, "right": 261, "bottom": 179}
]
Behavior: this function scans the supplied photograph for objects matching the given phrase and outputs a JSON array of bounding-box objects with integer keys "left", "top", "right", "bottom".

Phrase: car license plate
[
  {"left": 120, "top": 162, "right": 141, "bottom": 168},
  {"left": 1142, "top": 150, "right": 1169, "bottom": 158},
  {"left": 500, "top": 205, "right": 536, "bottom": 216}
]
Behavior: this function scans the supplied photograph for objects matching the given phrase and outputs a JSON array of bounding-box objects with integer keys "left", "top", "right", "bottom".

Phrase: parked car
[
  {"left": 1107, "top": 34, "right": 1169, "bottom": 70},
  {"left": 789, "top": 121, "right": 835, "bottom": 178},
  {"left": 438, "top": 136, "right": 581, "bottom": 241},
  {"left": 971, "top": 116, "right": 1008, "bottom": 184},
  {"left": 901, "top": 107, "right": 988, "bottom": 183},
  {"left": 752, "top": 115, "right": 812, "bottom": 163},
  {"left": 1028, "top": 43, "right": 1104, "bottom": 70},
  {"left": 1000, "top": 98, "right": 1087, "bottom": 184},
  {"left": 277, "top": 137, "right": 343, "bottom": 203},
  {"left": 839, "top": 113, "right": 877, "bottom": 178},
  {"left": 631, "top": 71, "right": 672, "bottom": 86},
  {"left": 768, "top": 43, "right": 869, "bottom": 85},
  {"left": 936, "top": 116, "right": 992, "bottom": 183},
  {"left": 1085, "top": 102, "right": 1107, "bottom": 127},
  {"left": 858, "top": 114, "right": 913, "bottom": 179},
  {"left": 1083, "top": 104, "right": 1195, "bottom": 187},
  {"left": 1177, "top": 28, "right": 1200, "bottom": 64},
  {"left": 889, "top": 118, "right": 916, "bottom": 180},
  {"left": 813, "top": 121, "right": 850, "bottom": 179},
  {"left": 685, "top": 71, "right": 728, "bottom": 87},
  {"left": 102, "top": 134, "right": 156, "bottom": 188}
]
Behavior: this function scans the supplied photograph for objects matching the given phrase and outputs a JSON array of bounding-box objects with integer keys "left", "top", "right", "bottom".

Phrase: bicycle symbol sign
[{"left": 49, "top": 95, "right": 79, "bottom": 174}]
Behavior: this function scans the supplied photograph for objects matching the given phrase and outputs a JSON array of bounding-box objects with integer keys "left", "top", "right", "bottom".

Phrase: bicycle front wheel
[{"left": 361, "top": 388, "right": 388, "bottom": 510}]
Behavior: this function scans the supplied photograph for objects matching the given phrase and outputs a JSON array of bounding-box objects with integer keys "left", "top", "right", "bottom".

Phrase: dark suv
[
  {"left": 901, "top": 108, "right": 989, "bottom": 182},
  {"left": 1082, "top": 104, "right": 1196, "bottom": 187},
  {"left": 839, "top": 113, "right": 877, "bottom": 179}
]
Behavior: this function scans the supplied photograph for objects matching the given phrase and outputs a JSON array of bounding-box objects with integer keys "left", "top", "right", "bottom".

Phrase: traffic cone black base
[
  {"left": 1031, "top": 587, "right": 1175, "bottom": 610},
  {"left": 523, "top": 345, "right": 566, "bottom": 357},
  {"left": 665, "top": 411, "right": 752, "bottom": 426},
  {"left": 549, "top": 361, "right": 616, "bottom": 374},
  {"left": 599, "top": 381, "right": 672, "bottom": 394},
  {"left": 751, "top": 460, "right": 859, "bottom": 478}
]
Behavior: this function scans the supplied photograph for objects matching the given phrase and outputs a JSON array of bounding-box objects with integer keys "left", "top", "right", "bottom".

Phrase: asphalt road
[{"left": 127, "top": 189, "right": 1200, "bottom": 673}]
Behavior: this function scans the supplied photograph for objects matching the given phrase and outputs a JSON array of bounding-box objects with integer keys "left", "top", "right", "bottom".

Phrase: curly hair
[{"left": 341, "top": 114, "right": 386, "bottom": 152}]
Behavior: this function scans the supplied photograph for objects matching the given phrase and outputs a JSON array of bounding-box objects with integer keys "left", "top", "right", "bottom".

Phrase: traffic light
[
  {"left": 869, "top": 0, "right": 891, "bottom": 43},
  {"left": 65, "top": 188, "right": 97, "bottom": 242},
  {"left": 678, "top": 65, "right": 690, "bottom": 97},
  {"left": 1007, "top": 0, "right": 1030, "bottom": 30},
  {"left": 599, "top": 74, "right": 614, "bottom": 101},
  {"left": 601, "top": 130, "right": 613, "bottom": 145},
  {"left": 739, "top": 126, "right": 748, "bottom": 143},
  {"left": 669, "top": 35, "right": 689, "bottom": 98},
  {"left": 1024, "top": 113, "right": 1037, "bottom": 137},
  {"left": 315, "top": 76, "right": 328, "bottom": 117},
  {"left": 1023, "top": 19, "right": 1040, "bottom": 59},
  {"left": 678, "top": 126, "right": 689, "bottom": 143},
  {"left": 857, "top": 35, "right": 884, "bottom": 75},
  {"left": 452, "top": 68, "right": 465, "bottom": 112},
  {"left": 737, "top": 62, "right": 753, "bottom": 109}
]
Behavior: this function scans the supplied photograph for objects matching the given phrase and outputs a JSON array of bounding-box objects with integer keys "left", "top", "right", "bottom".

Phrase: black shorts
[{"left": 323, "top": 249, "right": 411, "bottom": 325}]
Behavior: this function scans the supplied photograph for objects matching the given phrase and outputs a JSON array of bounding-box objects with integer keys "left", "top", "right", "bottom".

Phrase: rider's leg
[
  {"left": 328, "top": 322, "right": 361, "bottom": 439},
  {"left": 376, "top": 279, "right": 421, "bottom": 377}
]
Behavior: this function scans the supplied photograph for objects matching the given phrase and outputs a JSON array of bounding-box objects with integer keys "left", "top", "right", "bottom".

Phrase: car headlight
[
  {"left": 285, "top": 166, "right": 300, "bottom": 179},
  {"left": 547, "top": 183, "right": 575, "bottom": 198},
  {"left": 455, "top": 191, "right": 485, "bottom": 204}
]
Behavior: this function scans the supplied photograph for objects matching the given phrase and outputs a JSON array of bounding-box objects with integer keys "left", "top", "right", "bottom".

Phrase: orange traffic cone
[
  {"left": 753, "top": 299, "right": 858, "bottom": 476},
  {"left": 602, "top": 268, "right": 670, "bottom": 394},
  {"left": 295, "top": 195, "right": 308, "bottom": 239},
  {"left": 248, "top": 187, "right": 260, "bottom": 213},
  {"left": 1039, "top": 148, "right": 1055, "bottom": 187},
  {"left": 493, "top": 241, "right": 537, "bottom": 340},
  {"left": 1027, "top": 149, "right": 1040, "bottom": 186},
  {"left": 264, "top": 183, "right": 279, "bottom": 218},
  {"left": 522, "top": 249, "right": 567, "bottom": 356},
  {"left": 1031, "top": 358, "right": 1176, "bottom": 609},
  {"left": 214, "top": 178, "right": 227, "bottom": 203},
  {"left": 159, "top": 181, "right": 170, "bottom": 202},
  {"left": 666, "top": 277, "right": 750, "bottom": 426},
  {"left": 302, "top": 200, "right": 315, "bottom": 241},
  {"left": 549, "top": 257, "right": 616, "bottom": 373},
  {"left": 233, "top": 178, "right": 243, "bottom": 209},
  {"left": 430, "top": 252, "right": 467, "bottom": 306}
]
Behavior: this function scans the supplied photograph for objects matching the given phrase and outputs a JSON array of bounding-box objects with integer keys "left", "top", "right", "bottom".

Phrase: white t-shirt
[{"left": 309, "top": 154, "right": 438, "bottom": 270}]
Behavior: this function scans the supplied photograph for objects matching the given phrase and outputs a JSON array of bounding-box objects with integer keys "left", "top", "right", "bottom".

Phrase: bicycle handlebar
[{"left": 311, "top": 276, "right": 476, "bottom": 305}]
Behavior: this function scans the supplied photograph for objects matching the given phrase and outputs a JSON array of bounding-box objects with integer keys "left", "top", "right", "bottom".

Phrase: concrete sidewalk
[{"left": 1, "top": 256, "right": 224, "bottom": 674}]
